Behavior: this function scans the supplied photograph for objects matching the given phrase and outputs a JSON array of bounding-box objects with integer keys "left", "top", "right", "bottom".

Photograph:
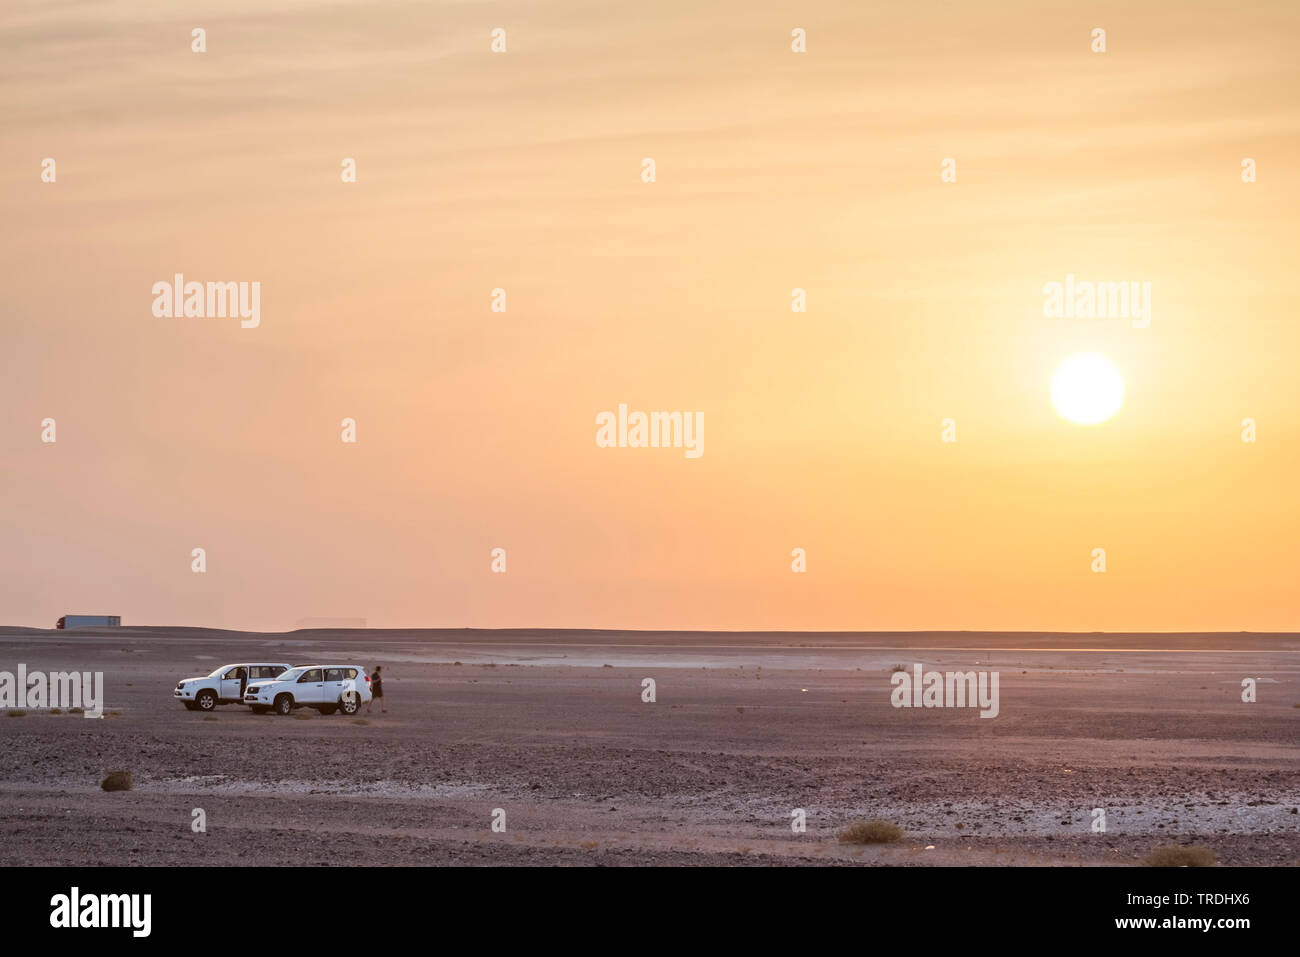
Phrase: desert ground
[{"left": 0, "top": 627, "right": 1296, "bottom": 866}]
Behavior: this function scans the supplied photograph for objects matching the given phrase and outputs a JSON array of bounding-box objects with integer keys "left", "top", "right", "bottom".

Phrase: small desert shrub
[
  {"left": 101, "top": 770, "right": 132, "bottom": 792},
  {"left": 202, "top": 716, "right": 218, "bottom": 722},
  {"left": 7, "top": 710, "right": 27, "bottom": 718},
  {"left": 891, "top": 664, "right": 907, "bottom": 673},
  {"left": 352, "top": 719, "right": 370, "bottom": 726},
  {"left": 68, "top": 706, "right": 84, "bottom": 714},
  {"left": 50, "top": 708, "right": 63, "bottom": 714},
  {"left": 839, "top": 819, "right": 905, "bottom": 844},
  {"left": 1143, "top": 845, "right": 1217, "bottom": 868},
  {"left": 293, "top": 713, "right": 313, "bottom": 720}
]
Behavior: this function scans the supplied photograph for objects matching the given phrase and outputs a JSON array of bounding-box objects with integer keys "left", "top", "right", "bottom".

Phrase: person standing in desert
[{"left": 367, "top": 665, "right": 386, "bottom": 713}]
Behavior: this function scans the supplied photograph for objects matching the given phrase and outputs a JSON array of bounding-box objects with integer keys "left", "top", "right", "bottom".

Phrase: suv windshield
[{"left": 276, "top": 667, "right": 306, "bottom": 682}]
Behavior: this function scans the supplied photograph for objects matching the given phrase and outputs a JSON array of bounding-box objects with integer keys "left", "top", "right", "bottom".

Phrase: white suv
[
  {"left": 175, "top": 663, "right": 292, "bottom": 712},
  {"left": 244, "top": 665, "right": 370, "bottom": 716}
]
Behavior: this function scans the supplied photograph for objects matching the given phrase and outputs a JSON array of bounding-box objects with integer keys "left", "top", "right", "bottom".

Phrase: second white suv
[{"left": 244, "top": 665, "right": 370, "bottom": 716}]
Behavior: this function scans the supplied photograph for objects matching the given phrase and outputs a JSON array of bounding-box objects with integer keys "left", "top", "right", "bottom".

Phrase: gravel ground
[{"left": 1, "top": 627, "right": 1297, "bottom": 866}]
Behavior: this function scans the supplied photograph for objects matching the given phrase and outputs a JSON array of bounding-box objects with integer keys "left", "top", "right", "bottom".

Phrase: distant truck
[{"left": 56, "top": 615, "right": 121, "bottom": 629}]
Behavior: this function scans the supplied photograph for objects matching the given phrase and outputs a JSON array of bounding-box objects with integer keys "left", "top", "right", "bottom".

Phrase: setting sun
[{"left": 1050, "top": 352, "right": 1125, "bottom": 426}]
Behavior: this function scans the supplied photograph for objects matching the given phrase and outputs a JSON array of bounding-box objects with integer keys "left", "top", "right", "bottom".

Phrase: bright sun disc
[{"left": 1050, "top": 352, "right": 1124, "bottom": 425}]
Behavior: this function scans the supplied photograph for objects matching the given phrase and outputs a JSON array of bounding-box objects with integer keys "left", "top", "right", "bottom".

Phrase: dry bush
[
  {"left": 1143, "top": 845, "right": 1217, "bottom": 867},
  {"left": 839, "top": 819, "right": 905, "bottom": 844},
  {"left": 101, "top": 770, "right": 133, "bottom": 792}
]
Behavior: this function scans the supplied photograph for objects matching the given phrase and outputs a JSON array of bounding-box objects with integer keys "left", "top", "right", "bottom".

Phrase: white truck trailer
[{"left": 56, "top": 615, "right": 121, "bottom": 629}]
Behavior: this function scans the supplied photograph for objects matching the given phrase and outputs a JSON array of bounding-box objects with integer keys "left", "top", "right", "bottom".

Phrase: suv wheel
[
  {"left": 196, "top": 690, "right": 218, "bottom": 712},
  {"left": 339, "top": 693, "right": 361, "bottom": 716},
  {"left": 273, "top": 694, "right": 293, "bottom": 716}
]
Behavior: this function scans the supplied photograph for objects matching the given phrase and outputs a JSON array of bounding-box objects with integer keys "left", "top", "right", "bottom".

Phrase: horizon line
[{"left": 4, "top": 624, "right": 1299, "bottom": 638}]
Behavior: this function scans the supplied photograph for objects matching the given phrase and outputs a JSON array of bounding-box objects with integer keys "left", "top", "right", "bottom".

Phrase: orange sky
[{"left": 2, "top": 0, "right": 1298, "bottom": 631}]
